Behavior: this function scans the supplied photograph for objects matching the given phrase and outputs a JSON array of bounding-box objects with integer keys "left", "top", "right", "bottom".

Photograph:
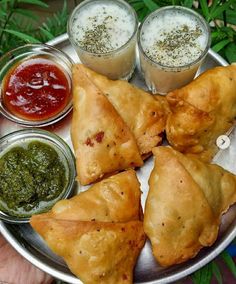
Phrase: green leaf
[
  {"left": 210, "top": 0, "right": 220, "bottom": 12},
  {"left": 212, "top": 38, "right": 231, "bottom": 53},
  {"left": 211, "top": 30, "right": 222, "bottom": 39},
  {"left": 138, "top": 7, "right": 150, "bottom": 21},
  {"left": 217, "top": 9, "right": 236, "bottom": 25},
  {"left": 0, "top": 0, "right": 15, "bottom": 8},
  {"left": 127, "top": 0, "right": 143, "bottom": 4},
  {"left": 212, "top": 261, "right": 223, "bottom": 284},
  {"left": 39, "top": 27, "right": 54, "bottom": 41},
  {"left": 0, "top": 9, "right": 7, "bottom": 17},
  {"left": 181, "top": 0, "right": 194, "bottom": 8},
  {"left": 18, "top": 0, "right": 48, "bottom": 8},
  {"left": 0, "top": 0, "right": 15, "bottom": 3},
  {"left": 13, "top": 8, "right": 39, "bottom": 21},
  {"left": 192, "top": 262, "right": 213, "bottom": 284},
  {"left": 37, "top": 0, "right": 68, "bottom": 41},
  {"left": 3, "top": 29, "right": 41, "bottom": 43},
  {"left": 143, "top": 0, "right": 160, "bottom": 11},
  {"left": 199, "top": 0, "right": 210, "bottom": 21},
  {"left": 132, "top": 2, "right": 145, "bottom": 11},
  {"left": 210, "top": 0, "right": 234, "bottom": 20},
  {"left": 211, "top": 26, "right": 235, "bottom": 46},
  {"left": 221, "top": 251, "right": 236, "bottom": 278}
]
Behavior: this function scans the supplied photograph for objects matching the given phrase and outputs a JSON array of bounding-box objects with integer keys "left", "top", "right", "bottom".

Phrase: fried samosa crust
[
  {"left": 71, "top": 65, "right": 143, "bottom": 185},
  {"left": 77, "top": 64, "right": 168, "bottom": 157},
  {"left": 144, "top": 146, "right": 236, "bottom": 267},
  {"left": 35, "top": 170, "right": 143, "bottom": 222},
  {"left": 166, "top": 65, "right": 236, "bottom": 162},
  {"left": 30, "top": 217, "right": 145, "bottom": 284}
]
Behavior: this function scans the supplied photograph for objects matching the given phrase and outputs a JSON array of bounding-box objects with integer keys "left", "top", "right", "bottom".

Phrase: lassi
[
  {"left": 138, "top": 6, "right": 211, "bottom": 94},
  {"left": 68, "top": 0, "right": 138, "bottom": 80}
]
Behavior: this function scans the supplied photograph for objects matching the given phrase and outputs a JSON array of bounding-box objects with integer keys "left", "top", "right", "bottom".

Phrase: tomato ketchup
[{"left": 2, "top": 57, "right": 71, "bottom": 121}]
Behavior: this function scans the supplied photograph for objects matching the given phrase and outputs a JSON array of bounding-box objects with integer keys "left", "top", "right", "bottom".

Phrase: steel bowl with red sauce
[{"left": 0, "top": 44, "right": 73, "bottom": 127}]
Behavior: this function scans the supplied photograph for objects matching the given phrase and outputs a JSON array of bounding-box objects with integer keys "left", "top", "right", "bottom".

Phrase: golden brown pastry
[
  {"left": 166, "top": 65, "right": 236, "bottom": 162},
  {"left": 34, "top": 170, "right": 142, "bottom": 222},
  {"left": 144, "top": 146, "right": 236, "bottom": 267},
  {"left": 31, "top": 170, "right": 145, "bottom": 283},
  {"left": 30, "top": 217, "right": 145, "bottom": 284},
  {"left": 76, "top": 64, "right": 168, "bottom": 157},
  {"left": 71, "top": 64, "right": 143, "bottom": 185}
]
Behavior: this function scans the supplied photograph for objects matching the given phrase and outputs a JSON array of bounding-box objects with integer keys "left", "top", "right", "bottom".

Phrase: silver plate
[{"left": 1, "top": 34, "right": 235, "bottom": 284}]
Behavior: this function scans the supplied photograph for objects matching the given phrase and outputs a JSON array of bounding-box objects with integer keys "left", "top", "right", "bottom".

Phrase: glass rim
[
  {"left": 138, "top": 5, "right": 211, "bottom": 71},
  {"left": 0, "top": 128, "right": 76, "bottom": 224},
  {"left": 0, "top": 43, "right": 74, "bottom": 127},
  {"left": 67, "top": 0, "right": 139, "bottom": 57}
]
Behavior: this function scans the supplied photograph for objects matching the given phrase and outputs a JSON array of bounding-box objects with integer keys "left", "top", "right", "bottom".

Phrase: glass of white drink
[
  {"left": 138, "top": 6, "right": 211, "bottom": 95},
  {"left": 68, "top": 0, "right": 138, "bottom": 80}
]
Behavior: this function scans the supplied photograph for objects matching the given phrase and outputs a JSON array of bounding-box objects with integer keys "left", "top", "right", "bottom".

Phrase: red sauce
[{"left": 2, "top": 57, "right": 71, "bottom": 121}]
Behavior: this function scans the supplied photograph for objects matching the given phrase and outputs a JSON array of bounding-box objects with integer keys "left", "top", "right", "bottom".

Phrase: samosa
[
  {"left": 75, "top": 64, "right": 168, "bottom": 158},
  {"left": 37, "top": 170, "right": 142, "bottom": 222},
  {"left": 30, "top": 218, "right": 145, "bottom": 284},
  {"left": 144, "top": 146, "right": 236, "bottom": 267},
  {"left": 31, "top": 170, "right": 145, "bottom": 283},
  {"left": 166, "top": 65, "right": 236, "bottom": 162},
  {"left": 71, "top": 65, "right": 143, "bottom": 185}
]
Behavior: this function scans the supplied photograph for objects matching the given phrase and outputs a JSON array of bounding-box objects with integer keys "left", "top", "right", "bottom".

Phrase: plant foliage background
[{"left": 0, "top": 0, "right": 236, "bottom": 283}]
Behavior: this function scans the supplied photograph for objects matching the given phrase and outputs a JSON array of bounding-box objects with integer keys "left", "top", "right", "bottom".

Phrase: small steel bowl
[
  {"left": 0, "top": 129, "right": 76, "bottom": 224},
  {"left": 0, "top": 44, "right": 73, "bottom": 127}
]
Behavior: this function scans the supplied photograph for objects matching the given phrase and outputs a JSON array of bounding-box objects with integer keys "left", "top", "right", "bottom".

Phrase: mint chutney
[{"left": 0, "top": 141, "right": 67, "bottom": 217}]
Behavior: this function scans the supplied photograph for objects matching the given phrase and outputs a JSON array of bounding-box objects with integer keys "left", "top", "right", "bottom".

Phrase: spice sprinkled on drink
[
  {"left": 145, "top": 24, "right": 203, "bottom": 67},
  {"left": 68, "top": 0, "right": 138, "bottom": 80},
  {"left": 138, "top": 6, "right": 210, "bottom": 94}
]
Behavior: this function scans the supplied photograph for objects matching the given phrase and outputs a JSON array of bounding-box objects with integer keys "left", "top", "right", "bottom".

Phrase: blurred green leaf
[
  {"left": 13, "top": 8, "right": 39, "bottom": 20},
  {"left": 39, "top": 27, "right": 54, "bottom": 40},
  {"left": 212, "top": 38, "right": 231, "bottom": 52},
  {"left": 217, "top": 9, "right": 236, "bottom": 25},
  {"left": 211, "top": 26, "right": 235, "bottom": 47},
  {"left": 210, "top": 0, "right": 220, "bottom": 12},
  {"left": 199, "top": 0, "right": 210, "bottom": 22},
  {"left": 181, "top": 0, "right": 194, "bottom": 8},
  {"left": 138, "top": 6, "right": 150, "bottom": 21},
  {"left": 221, "top": 250, "right": 236, "bottom": 278},
  {"left": 212, "top": 261, "right": 223, "bottom": 284},
  {"left": 18, "top": 0, "right": 48, "bottom": 8},
  {"left": 143, "top": 0, "right": 160, "bottom": 11},
  {"left": 38, "top": 0, "right": 68, "bottom": 40},
  {"left": 0, "top": 0, "right": 16, "bottom": 3},
  {"left": 127, "top": 0, "right": 142, "bottom": 3},
  {"left": 132, "top": 2, "right": 145, "bottom": 11},
  {"left": 210, "top": 0, "right": 234, "bottom": 20},
  {"left": 0, "top": 10, "right": 7, "bottom": 17},
  {"left": 221, "top": 251, "right": 236, "bottom": 278},
  {"left": 3, "top": 29, "right": 40, "bottom": 43},
  {"left": 192, "top": 262, "right": 213, "bottom": 284}
]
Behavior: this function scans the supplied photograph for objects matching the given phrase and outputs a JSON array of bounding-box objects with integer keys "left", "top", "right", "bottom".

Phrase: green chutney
[{"left": 0, "top": 141, "right": 67, "bottom": 217}]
